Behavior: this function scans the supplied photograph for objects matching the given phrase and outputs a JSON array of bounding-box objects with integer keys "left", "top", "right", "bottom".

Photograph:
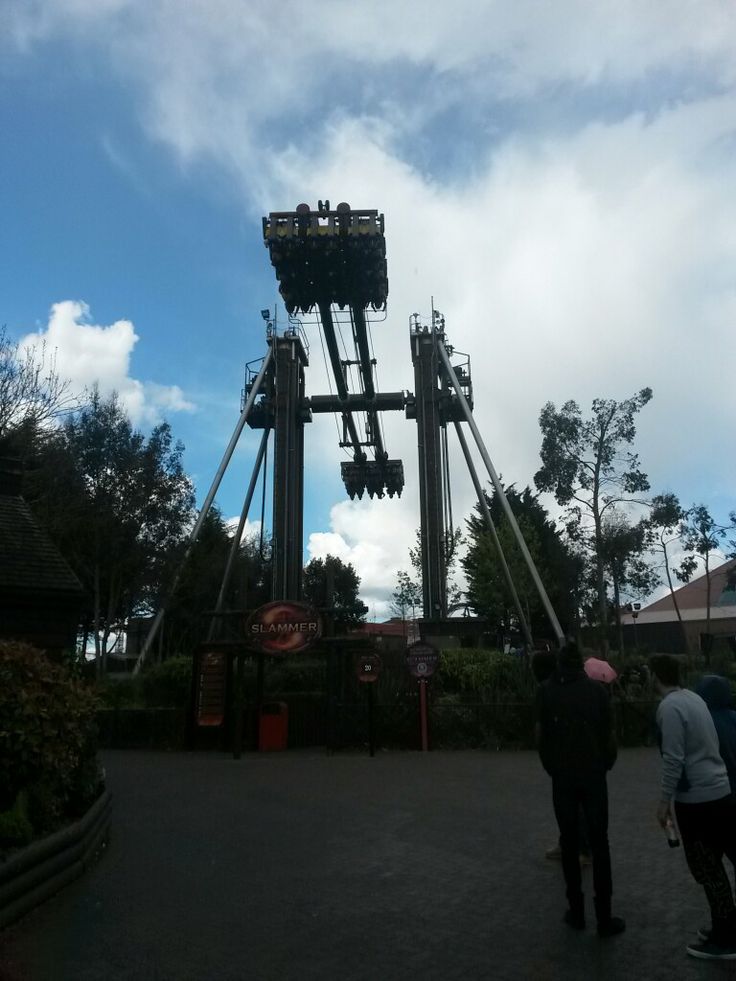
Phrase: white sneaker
[{"left": 686, "top": 939, "right": 736, "bottom": 960}]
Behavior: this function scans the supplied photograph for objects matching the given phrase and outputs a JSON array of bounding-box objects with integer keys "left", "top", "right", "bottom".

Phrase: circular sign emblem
[
  {"left": 406, "top": 641, "right": 440, "bottom": 679},
  {"left": 246, "top": 601, "right": 322, "bottom": 655},
  {"left": 356, "top": 653, "right": 382, "bottom": 683}
]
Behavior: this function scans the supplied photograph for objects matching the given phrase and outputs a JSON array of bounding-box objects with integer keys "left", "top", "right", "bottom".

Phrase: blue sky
[{"left": 3, "top": 1, "right": 736, "bottom": 617}]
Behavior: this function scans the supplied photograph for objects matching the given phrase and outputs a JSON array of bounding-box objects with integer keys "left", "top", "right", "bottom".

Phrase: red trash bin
[{"left": 258, "top": 701, "right": 288, "bottom": 751}]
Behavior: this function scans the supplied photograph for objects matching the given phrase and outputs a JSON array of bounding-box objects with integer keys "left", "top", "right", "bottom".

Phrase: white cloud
[
  {"left": 7, "top": 1, "right": 736, "bottom": 612},
  {"left": 225, "top": 516, "right": 262, "bottom": 541},
  {"left": 285, "top": 96, "right": 736, "bottom": 608},
  {"left": 19, "top": 300, "right": 195, "bottom": 424},
  {"left": 307, "top": 498, "right": 419, "bottom": 618}
]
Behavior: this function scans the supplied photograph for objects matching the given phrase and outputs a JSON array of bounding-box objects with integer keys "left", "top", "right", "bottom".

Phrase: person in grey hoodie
[
  {"left": 651, "top": 654, "right": 736, "bottom": 961},
  {"left": 695, "top": 675, "right": 736, "bottom": 796}
]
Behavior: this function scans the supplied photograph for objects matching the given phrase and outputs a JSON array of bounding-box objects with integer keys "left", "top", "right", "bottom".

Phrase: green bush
[
  {"left": 0, "top": 790, "right": 33, "bottom": 848},
  {"left": 438, "top": 649, "right": 536, "bottom": 701},
  {"left": 262, "top": 657, "right": 326, "bottom": 694},
  {"left": 0, "top": 641, "right": 102, "bottom": 846},
  {"left": 98, "top": 676, "right": 140, "bottom": 708},
  {"left": 139, "top": 656, "right": 194, "bottom": 707}
]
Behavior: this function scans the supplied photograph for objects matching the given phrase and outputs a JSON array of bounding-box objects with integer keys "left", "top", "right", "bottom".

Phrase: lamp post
[{"left": 627, "top": 602, "right": 641, "bottom": 650}]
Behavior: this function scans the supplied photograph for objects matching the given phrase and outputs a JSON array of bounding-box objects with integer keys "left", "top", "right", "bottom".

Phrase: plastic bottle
[{"left": 665, "top": 819, "right": 680, "bottom": 848}]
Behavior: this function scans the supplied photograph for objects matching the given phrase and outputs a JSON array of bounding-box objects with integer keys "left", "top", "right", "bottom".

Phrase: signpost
[
  {"left": 356, "top": 653, "right": 382, "bottom": 757},
  {"left": 243, "top": 600, "right": 323, "bottom": 756},
  {"left": 245, "top": 600, "right": 322, "bottom": 655},
  {"left": 406, "top": 641, "right": 439, "bottom": 752},
  {"left": 196, "top": 650, "right": 228, "bottom": 727}
]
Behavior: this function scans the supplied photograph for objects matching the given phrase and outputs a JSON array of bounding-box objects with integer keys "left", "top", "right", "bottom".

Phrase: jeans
[
  {"left": 552, "top": 772, "right": 613, "bottom": 918},
  {"left": 675, "top": 794, "right": 736, "bottom": 945}
]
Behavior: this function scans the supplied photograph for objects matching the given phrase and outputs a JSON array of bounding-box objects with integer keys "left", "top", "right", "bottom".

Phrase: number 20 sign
[{"left": 356, "top": 654, "right": 382, "bottom": 683}]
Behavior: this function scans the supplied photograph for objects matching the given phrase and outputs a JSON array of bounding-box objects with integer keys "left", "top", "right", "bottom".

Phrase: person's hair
[
  {"left": 531, "top": 650, "right": 557, "bottom": 683},
  {"left": 649, "top": 653, "right": 681, "bottom": 687},
  {"left": 557, "top": 639, "right": 583, "bottom": 670}
]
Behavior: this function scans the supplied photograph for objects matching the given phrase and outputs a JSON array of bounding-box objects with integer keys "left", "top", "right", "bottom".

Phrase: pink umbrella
[{"left": 584, "top": 657, "right": 618, "bottom": 684}]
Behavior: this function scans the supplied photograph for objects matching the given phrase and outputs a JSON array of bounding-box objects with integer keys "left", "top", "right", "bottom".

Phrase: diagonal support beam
[
  {"left": 207, "top": 426, "right": 271, "bottom": 641},
  {"left": 453, "top": 420, "right": 534, "bottom": 649},
  {"left": 133, "top": 346, "right": 274, "bottom": 674},
  {"left": 437, "top": 339, "right": 564, "bottom": 646}
]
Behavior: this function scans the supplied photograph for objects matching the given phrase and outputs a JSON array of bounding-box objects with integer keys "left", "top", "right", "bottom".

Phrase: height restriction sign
[
  {"left": 356, "top": 653, "right": 382, "bottom": 683},
  {"left": 405, "top": 641, "right": 439, "bottom": 678}
]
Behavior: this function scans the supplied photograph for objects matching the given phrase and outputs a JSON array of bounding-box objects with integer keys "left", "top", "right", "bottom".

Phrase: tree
[
  {"left": 0, "top": 326, "right": 74, "bottom": 454},
  {"left": 302, "top": 555, "right": 368, "bottom": 628},
  {"left": 160, "top": 507, "right": 233, "bottom": 656},
  {"left": 407, "top": 526, "right": 465, "bottom": 614},
  {"left": 51, "top": 390, "right": 195, "bottom": 672},
  {"left": 645, "top": 493, "right": 692, "bottom": 652},
  {"left": 534, "top": 388, "right": 653, "bottom": 652},
  {"left": 390, "top": 570, "right": 422, "bottom": 622},
  {"left": 151, "top": 518, "right": 273, "bottom": 658},
  {"left": 462, "top": 485, "right": 581, "bottom": 642},
  {"left": 599, "top": 514, "right": 659, "bottom": 656},
  {"left": 679, "top": 504, "right": 728, "bottom": 662}
]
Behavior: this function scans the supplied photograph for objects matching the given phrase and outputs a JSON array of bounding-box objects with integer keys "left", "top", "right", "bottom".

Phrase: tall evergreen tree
[
  {"left": 462, "top": 485, "right": 579, "bottom": 642},
  {"left": 303, "top": 555, "right": 368, "bottom": 628}
]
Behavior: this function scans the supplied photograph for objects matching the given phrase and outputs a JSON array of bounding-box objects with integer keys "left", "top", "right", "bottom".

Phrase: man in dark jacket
[
  {"left": 536, "top": 641, "right": 624, "bottom": 936},
  {"left": 695, "top": 675, "right": 736, "bottom": 796}
]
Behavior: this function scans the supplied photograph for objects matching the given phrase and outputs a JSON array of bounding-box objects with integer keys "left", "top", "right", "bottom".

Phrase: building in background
[
  {"left": 0, "top": 458, "right": 85, "bottom": 659},
  {"left": 621, "top": 558, "right": 736, "bottom": 654}
]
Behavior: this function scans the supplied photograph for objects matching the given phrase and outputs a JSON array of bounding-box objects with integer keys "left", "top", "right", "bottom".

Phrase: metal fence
[{"left": 97, "top": 697, "right": 659, "bottom": 753}]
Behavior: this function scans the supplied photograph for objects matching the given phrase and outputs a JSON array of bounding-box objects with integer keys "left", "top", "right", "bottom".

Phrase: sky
[{"left": 2, "top": 1, "right": 735, "bottom": 620}]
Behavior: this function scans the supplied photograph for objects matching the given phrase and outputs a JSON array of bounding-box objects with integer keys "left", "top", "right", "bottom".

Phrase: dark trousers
[
  {"left": 552, "top": 772, "right": 613, "bottom": 918},
  {"left": 675, "top": 795, "right": 736, "bottom": 945}
]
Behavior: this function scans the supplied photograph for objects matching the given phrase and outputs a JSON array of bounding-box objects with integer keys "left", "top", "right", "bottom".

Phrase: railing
[{"left": 96, "top": 697, "right": 660, "bottom": 752}]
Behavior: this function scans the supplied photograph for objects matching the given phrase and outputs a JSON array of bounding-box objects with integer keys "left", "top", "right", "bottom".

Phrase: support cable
[
  {"left": 259, "top": 429, "right": 269, "bottom": 560},
  {"left": 133, "top": 345, "right": 274, "bottom": 674},
  {"left": 318, "top": 301, "right": 364, "bottom": 457},
  {"left": 366, "top": 317, "right": 387, "bottom": 449},
  {"left": 207, "top": 426, "right": 271, "bottom": 641},
  {"left": 437, "top": 340, "right": 564, "bottom": 646},
  {"left": 441, "top": 424, "right": 453, "bottom": 544},
  {"left": 452, "top": 420, "right": 534, "bottom": 649},
  {"left": 347, "top": 304, "right": 370, "bottom": 452},
  {"left": 315, "top": 305, "right": 344, "bottom": 450}
]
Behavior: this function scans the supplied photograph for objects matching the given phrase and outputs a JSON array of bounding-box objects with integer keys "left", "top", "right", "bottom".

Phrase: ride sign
[
  {"left": 406, "top": 641, "right": 439, "bottom": 679},
  {"left": 196, "top": 650, "right": 227, "bottom": 726},
  {"left": 246, "top": 601, "right": 322, "bottom": 656},
  {"left": 356, "top": 653, "right": 382, "bottom": 683}
]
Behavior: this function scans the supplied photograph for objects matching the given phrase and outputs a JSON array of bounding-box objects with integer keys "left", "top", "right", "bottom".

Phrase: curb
[{"left": 0, "top": 789, "right": 112, "bottom": 930}]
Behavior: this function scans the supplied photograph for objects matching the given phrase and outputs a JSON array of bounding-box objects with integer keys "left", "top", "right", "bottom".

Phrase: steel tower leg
[
  {"left": 271, "top": 333, "right": 308, "bottom": 600},
  {"left": 411, "top": 327, "right": 447, "bottom": 620}
]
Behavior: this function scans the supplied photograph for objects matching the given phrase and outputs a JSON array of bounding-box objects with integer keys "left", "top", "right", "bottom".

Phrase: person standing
[
  {"left": 694, "top": 674, "right": 736, "bottom": 795},
  {"left": 532, "top": 648, "right": 591, "bottom": 865},
  {"left": 651, "top": 654, "right": 736, "bottom": 961},
  {"left": 536, "top": 641, "right": 624, "bottom": 936}
]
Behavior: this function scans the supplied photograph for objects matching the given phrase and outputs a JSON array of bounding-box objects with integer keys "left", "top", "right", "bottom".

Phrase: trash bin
[{"left": 258, "top": 701, "right": 288, "bottom": 751}]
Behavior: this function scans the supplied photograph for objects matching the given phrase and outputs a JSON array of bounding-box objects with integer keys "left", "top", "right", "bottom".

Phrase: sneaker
[
  {"left": 686, "top": 939, "right": 736, "bottom": 960},
  {"left": 546, "top": 844, "right": 562, "bottom": 860},
  {"left": 597, "top": 917, "right": 626, "bottom": 937},
  {"left": 564, "top": 909, "right": 586, "bottom": 930}
]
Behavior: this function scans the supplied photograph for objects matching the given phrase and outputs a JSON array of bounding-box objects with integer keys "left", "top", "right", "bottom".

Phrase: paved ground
[{"left": 1, "top": 748, "right": 734, "bottom": 981}]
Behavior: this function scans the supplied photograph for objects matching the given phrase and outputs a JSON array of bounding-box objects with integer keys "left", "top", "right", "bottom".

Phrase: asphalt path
[{"left": 0, "top": 748, "right": 731, "bottom": 981}]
